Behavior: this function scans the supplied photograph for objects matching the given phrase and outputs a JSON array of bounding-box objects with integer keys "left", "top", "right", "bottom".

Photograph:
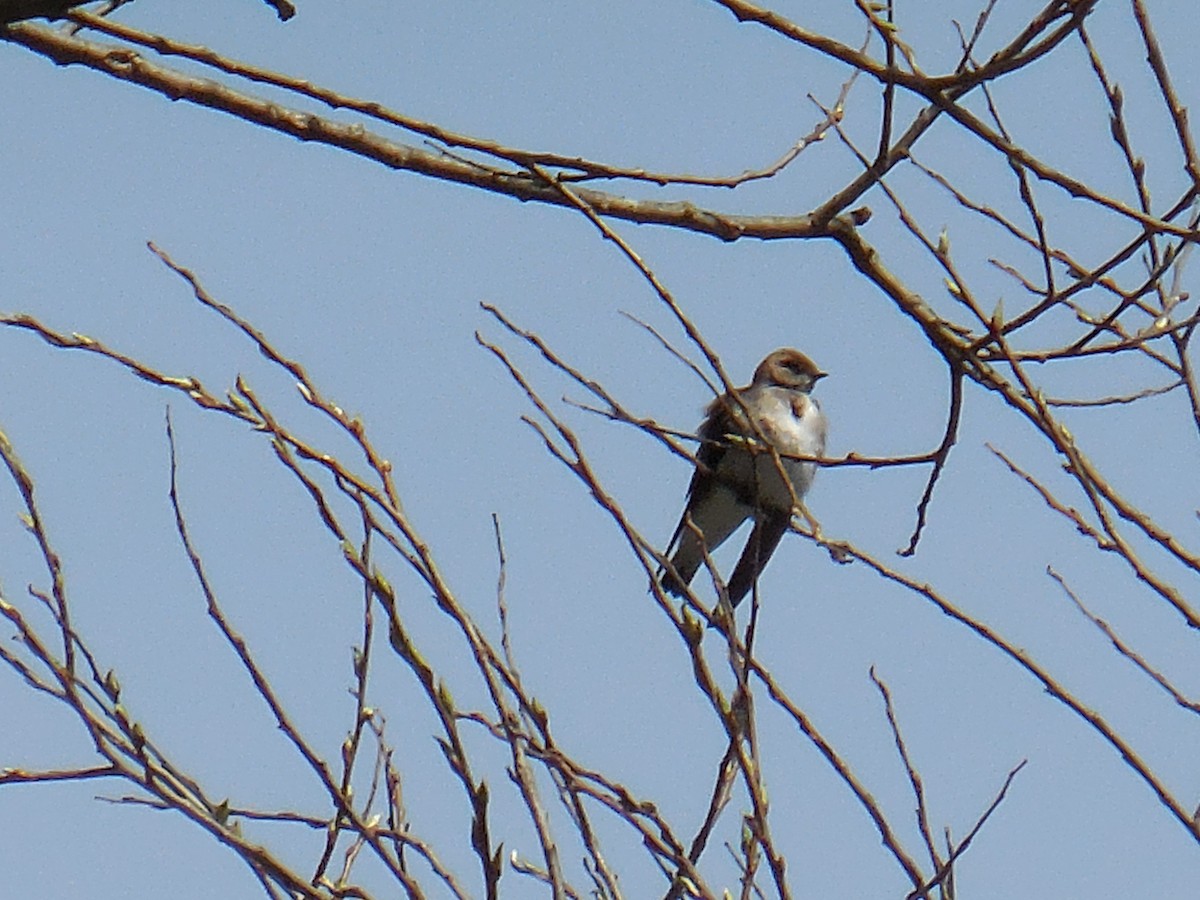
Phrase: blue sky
[{"left": 3, "top": 2, "right": 1200, "bottom": 897}]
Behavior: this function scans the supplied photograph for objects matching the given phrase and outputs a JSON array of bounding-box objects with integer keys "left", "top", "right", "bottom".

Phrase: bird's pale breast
[{"left": 746, "top": 385, "right": 826, "bottom": 510}]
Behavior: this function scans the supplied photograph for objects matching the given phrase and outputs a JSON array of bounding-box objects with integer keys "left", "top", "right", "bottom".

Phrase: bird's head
[{"left": 753, "top": 348, "right": 827, "bottom": 393}]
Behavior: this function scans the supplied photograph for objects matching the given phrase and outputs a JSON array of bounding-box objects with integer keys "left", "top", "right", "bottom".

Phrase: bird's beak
[{"left": 814, "top": 371, "right": 829, "bottom": 381}]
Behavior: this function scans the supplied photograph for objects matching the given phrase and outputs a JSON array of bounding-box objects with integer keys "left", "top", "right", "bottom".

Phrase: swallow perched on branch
[{"left": 660, "top": 348, "right": 827, "bottom": 607}]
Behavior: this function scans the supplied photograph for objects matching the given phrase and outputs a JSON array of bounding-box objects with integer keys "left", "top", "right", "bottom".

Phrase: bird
[{"left": 659, "top": 348, "right": 827, "bottom": 607}]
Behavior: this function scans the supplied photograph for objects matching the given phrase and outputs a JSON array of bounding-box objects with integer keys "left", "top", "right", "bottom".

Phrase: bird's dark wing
[
  {"left": 658, "top": 392, "right": 746, "bottom": 596},
  {"left": 685, "top": 391, "right": 746, "bottom": 503},
  {"left": 725, "top": 510, "right": 790, "bottom": 607}
]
